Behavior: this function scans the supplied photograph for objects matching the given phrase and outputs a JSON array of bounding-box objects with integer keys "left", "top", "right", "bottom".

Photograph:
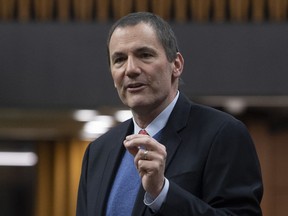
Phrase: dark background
[{"left": 1, "top": 23, "right": 288, "bottom": 109}]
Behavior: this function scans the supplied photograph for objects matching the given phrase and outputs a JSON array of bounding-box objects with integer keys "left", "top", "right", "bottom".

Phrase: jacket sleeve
[{"left": 157, "top": 120, "right": 263, "bottom": 216}]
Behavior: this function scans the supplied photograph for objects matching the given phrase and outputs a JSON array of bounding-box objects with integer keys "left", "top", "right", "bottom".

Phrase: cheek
[
  {"left": 155, "top": 66, "right": 173, "bottom": 84},
  {"left": 111, "top": 72, "right": 121, "bottom": 87}
]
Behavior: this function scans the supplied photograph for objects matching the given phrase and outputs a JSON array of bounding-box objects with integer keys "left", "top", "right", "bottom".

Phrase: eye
[
  {"left": 140, "top": 52, "right": 153, "bottom": 59},
  {"left": 137, "top": 47, "right": 157, "bottom": 59},
  {"left": 113, "top": 56, "right": 126, "bottom": 64}
]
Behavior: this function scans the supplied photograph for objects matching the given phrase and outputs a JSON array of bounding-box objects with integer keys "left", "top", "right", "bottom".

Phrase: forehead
[{"left": 109, "top": 23, "right": 163, "bottom": 53}]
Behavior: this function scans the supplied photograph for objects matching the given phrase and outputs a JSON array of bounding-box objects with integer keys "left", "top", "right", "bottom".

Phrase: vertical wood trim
[
  {"left": 72, "top": 0, "right": 79, "bottom": 20},
  {"left": 35, "top": 142, "right": 53, "bottom": 216},
  {"left": 151, "top": 0, "right": 172, "bottom": 20},
  {"left": 252, "top": 0, "right": 265, "bottom": 22},
  {"left": 268, "top": 0, "right": 285, "bottom": 21},
  {"left": 56, "top": 0, "right": 70, "bottom": 22},
  {"left": 0, "top": 0, "right": 15, "bottom": 20},
  {"left": 229, "top": 0, "right": 250, "bottom": 22},
  {"left": 112, "top": 0, "right": 133, "bottom": 19},
  {"left": 174, "top": 0, "right": 188, "bottom": 22},
  {"left": 17, "top": 0, "right": 31, "bottom": 22},
  {"left": 34, "top": 0, "right": 54, "bottom": 21},
  {"left": 95, "top": 0, "right": 110, "bottom": 22},
  {"left": 53, "top": 141, "right": 68, "bottom": 216},
  {"left": 190, "top": 0, "right": 211, "bottom": 22},
  {"left": 67, "top": 140, "right": 89, "bottom": 216},
  {"left": 135, "top": 0, "right": 149, "bottom": 12},
  {"left": 73, "top": 0, "right": 94, "bottom": 21},
  {"left": 212, "top": 0, "right": 226, "bottom": 22}
]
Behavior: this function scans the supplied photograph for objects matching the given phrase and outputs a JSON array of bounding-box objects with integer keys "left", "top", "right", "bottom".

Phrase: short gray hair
[{"left": 107, "top": 12, "right": 179, "bottom": 65}]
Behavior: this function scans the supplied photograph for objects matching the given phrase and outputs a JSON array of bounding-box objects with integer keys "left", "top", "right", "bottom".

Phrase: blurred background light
[
  {"left": 80, "top": 115, "right": 115, "bottom": 140},
  {"left": 0, "top": 152, "right": 38, "bottom": 167},
  {"left": 224, "top": 98, "right": 247, "bottom": 115},
  {"left": 73, "top": 109, "right": 99, "bottom": 122},
  {"left": 115, "top": 110, "right": 133, "bottom": 122}
]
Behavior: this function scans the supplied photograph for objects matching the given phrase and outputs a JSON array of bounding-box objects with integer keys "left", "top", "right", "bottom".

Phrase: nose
[{"left": 125, "top": 56, "right": 140, "bottom": 77}]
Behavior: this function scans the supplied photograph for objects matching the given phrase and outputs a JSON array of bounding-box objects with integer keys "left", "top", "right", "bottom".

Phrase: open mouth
[
  {"left": 126, "top": 82, "right": 146, "bottom": 92},
  {"left": 128, "top": 83, "right": 144, "bottom": 88}
]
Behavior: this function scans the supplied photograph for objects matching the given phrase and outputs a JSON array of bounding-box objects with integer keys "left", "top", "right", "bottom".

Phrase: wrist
[{"left": 151, "top": 177, "right": 165, "bottom": 199}]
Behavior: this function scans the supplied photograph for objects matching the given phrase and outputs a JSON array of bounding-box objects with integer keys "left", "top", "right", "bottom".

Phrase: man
[{"left": 77, "top": 12, "right": 263, "bottom": 215}]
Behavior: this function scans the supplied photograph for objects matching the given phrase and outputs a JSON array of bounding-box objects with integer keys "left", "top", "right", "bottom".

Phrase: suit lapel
[
  {"left": 162, "top": 93, "right": 192, "bottom": 171},
  {"left": 132, "top": 93, "right": 192, "bottom": 216}
]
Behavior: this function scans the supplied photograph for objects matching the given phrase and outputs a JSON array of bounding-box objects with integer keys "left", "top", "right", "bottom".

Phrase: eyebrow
[
  {"left": 111, "top": 46, "right": 157, "bottom": 60},
  {"left": 135, "top": 46, "right": 157, "bottom": 55}
]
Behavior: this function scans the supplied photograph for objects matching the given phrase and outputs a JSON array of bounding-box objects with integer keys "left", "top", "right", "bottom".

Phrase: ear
[{"left": 172, "top": 52, "right": 184, "bottom": 78}]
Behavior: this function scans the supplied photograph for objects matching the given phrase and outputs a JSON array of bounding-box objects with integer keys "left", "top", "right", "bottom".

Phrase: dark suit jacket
[{"left": 77, "top": 93, "right": 263, "bottom": 216}]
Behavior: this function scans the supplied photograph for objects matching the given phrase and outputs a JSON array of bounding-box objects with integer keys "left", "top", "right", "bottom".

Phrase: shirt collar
[{"left": 133, "top": 91, "right": 179, "bottom": 136}]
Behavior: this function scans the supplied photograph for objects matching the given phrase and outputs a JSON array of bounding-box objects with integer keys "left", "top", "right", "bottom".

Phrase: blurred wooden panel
[
  {"left": 175, "top": 0, "right": 188, "bottom": 22},
  {"left": 190, "top": 0, "right": 211, "bottom": 22},
  {"left": 248, "top": 121, "right": 275, "bottom": 215},
  {"left": 34, "top": 0, "right": 54, "bottom": 21},
  {"left": 268, "top": 0, "right": 287, "bottom": 21},
  {"left": 229, "top": 0, "right": 249, "bottom": 22},
  {"left": 135, "top": 0, "right": 149, "bottom": 12},
  {"left": 35, "top": 142, "right": 54, "bottom": 216},
  {"left": 53, "top": 141, "right": 69, "bottom": 216},
  {"left": 151, "top": 0, "right": 172, "bottom": 20},
  {"left": 252, "top": 0, "right": 265, "bottom": 22},
  {"left": 67, "top": 140, "right": 89, "bottom": 216},
  {"left": 2, "top": 0, "right": 288, "bottom": 25},
  {"left": 73, "top": 0, "right": 93, "bottom": 21},
  {"left": 35, "top": 138, "right": 89, "bottom": 216},
  {"left": 96, "top": 0, "right": 110, "bottom": 22},
  {"left": 17, "top": 0, "right": 30, "bottom": 22},
  {"left": 0, "top": 0, "right": 15, "bottom": 20},
  {"left": 56, "top": 0, "right": 70, "bottom": 22},
  {"left": 273, "top": 131, "right": 288, "bottom": 216},
  {"left": 212, "top": 0, "right": 226, "bottom": 22},
  {"left": 112, "top": 0, "right": 133, "bottom": 19}
]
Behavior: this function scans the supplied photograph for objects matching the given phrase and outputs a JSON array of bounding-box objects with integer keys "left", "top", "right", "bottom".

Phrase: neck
[
  {"left": 132, "top": 110, "right": 158, "bottom": 129},
  {"left": 132, "top": 90, "right": 178, "bottom": 128}
]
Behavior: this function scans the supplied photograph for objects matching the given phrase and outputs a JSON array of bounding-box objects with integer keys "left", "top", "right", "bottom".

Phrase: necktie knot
[{"left": 138, "top": 129, "right": 148, "bottom": 135}]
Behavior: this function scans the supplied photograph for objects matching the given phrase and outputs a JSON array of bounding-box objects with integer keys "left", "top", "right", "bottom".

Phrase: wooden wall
[
  {"left": 247, "top": 118, "right": 288, "bottom": 216},
  {"left": 0, "top": 0, "right": 288, "bottom": 22},
  {"left": 35, "top": 139, "right": 89, "bottom": 216}
]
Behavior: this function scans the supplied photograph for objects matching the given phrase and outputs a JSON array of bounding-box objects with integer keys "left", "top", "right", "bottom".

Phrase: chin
[{"left": 127, "top": 99, "right": 149, "bottom": 110}]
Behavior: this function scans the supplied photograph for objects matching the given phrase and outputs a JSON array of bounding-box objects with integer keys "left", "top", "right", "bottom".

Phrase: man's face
[{"left": 108, "top": 23, "right": 182, "bottom": 114}]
